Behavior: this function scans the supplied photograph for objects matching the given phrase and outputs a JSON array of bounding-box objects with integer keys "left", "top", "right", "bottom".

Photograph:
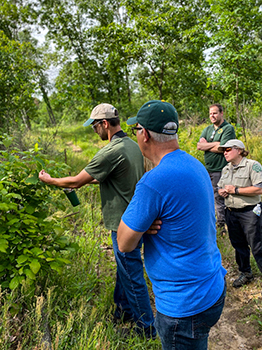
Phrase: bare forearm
[
  {"left": 224, "top": 185, "right": 262, "bottom": 196},
  {"left": 117, "top": 220, "right": 144, "bottom": 252},
  {"left": 46, "top": 176, "right": 82, "bottom": 188},
  {"left": 39, "top": 169, "right": 94, "bottom": 188},
  {"left": 197, "top": 141, "right": 220, "bottom": 152}
]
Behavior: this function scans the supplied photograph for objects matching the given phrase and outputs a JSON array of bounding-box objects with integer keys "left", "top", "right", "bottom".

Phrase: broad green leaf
[
  {"left": 9, "top": 276, "right": 20, "bottom": 290},
  {"left": 35, "top": 156, "right": 45, "bottom": 168},
  {"left": 57, "top": 258, "right": 71, "bottom": 264},
  {"left": 16, "top": 255, "right": 28, "bottom": 264},
  {"left": 24, "top": 269, "right": 36, "bottom": 280},
  {"left": 7, "top": 218, "right": 20, "bottom": 226},
  {"left": 25, "top": 205, "right": 35, "bottom": 214},
  {"left": 0, "top": 239, "right": 8, "bottom": 252},
  {"left": 24, "top": 173, "right": 38, "bottom": 185},
  {"left": 0, "top": 203, "right": 9, "bottom": 211},
  {"left": 31, "top": 247, "right": 43, "bottom": 256},
  {"left": 29, "top": 259, "right": 41, "bottom": 274},
  {"left": 50, "top": 262, "right": 62, "bottom": 273},
  {"left": 2, "top": 138, "right": 13, "bottom": 148}
]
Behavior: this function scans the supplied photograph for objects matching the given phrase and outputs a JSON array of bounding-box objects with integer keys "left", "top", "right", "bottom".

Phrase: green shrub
[{"left": 0, "top": 135, "right": 78, "bottom": 291}]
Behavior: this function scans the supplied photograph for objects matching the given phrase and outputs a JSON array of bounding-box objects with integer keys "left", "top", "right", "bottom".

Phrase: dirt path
[{"left": 209, "top": 269, "right": 262, "bottom": 350}]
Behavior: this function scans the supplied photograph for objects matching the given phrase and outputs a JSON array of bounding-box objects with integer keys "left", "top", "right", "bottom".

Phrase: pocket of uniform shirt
[{"left": 234, "top": 175, "right": 251, "bottom": 187}]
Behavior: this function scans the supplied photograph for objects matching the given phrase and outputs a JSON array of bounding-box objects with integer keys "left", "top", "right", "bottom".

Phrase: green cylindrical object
[{"left": 63, "top": 188, "right": 80, "bottom": 207}]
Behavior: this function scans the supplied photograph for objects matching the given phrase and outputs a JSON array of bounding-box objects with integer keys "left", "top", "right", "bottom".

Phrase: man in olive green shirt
[
  {"left": 39, "top": 103, "right": 156, "bottom": 338},
  {"left": 197, "top": 103, "right": 235, "bottom": 234}
]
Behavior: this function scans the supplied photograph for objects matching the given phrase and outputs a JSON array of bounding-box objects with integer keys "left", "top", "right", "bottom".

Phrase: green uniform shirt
[
  {"left": 85, "top": 137, "right": 144, "bottom": 231},
  {"left": 218, "top": 158, "right": 262, "bottom": 208},
  {"left": 200, "top": 120, "right": 235, "bottom": 172}
]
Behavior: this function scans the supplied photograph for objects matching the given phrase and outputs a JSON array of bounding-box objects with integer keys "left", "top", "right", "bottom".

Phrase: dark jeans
[
  {"left": 209, "top": 171, "right": 225, "bottom": 227},
  {"left": 155, "top": 280, "right": 226, "bottom": 350},
  {"left": 111, "top": 231, "right": 156, "bottom": 337},
  {"left": 225, "top": 207, "right": 262, "bottom": 273}
]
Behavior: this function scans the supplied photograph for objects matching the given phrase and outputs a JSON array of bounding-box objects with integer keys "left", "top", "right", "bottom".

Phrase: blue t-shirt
[{"left": 122, "top": 149, "right": 226, "bottom": 318}]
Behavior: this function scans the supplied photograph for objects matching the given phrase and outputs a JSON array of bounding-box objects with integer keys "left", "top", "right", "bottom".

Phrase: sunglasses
[
  {"left": 223, "top": 147, "right": 238, "bottom": 153},
  {"left": 92, "top": 120, "right": 103, "bottom": 131},
  {"left": 131, "top": 127, "right": 151, "bottom": 138}
]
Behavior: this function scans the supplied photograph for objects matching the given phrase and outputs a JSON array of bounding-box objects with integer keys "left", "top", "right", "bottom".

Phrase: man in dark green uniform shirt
[
  {"left": 197, "top": 103, "right": 235, "bottom": 234},
  {"left": 39, "top": 103, "right": 156, "bottom": 338}
]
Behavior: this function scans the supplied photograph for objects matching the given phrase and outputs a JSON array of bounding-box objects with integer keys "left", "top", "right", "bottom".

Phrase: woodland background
[
  {"left": 1, "top": 0, "right": 262, "bottom": 133},
  {"left": 1, "top": 1, "right": 262, "bottom": 349}
]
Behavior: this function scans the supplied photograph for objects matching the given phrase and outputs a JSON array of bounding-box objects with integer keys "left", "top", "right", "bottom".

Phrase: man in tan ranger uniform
[{"left": 218, "top": 139, "right": 262, "bottom": 288}]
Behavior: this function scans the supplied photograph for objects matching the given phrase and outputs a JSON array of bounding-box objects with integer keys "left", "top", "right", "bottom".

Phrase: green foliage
[
  {"left": 0, "top": 134, "right": 78, "bottom": 291},
  {"left": 206, "top": 0, "right": 262, "bottom": 117}
]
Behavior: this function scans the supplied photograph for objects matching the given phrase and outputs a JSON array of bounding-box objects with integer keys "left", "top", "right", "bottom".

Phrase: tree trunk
[
  {"left": 22, "top": 109, "right": 31, "bottom": 130},
  {"left": 235, "top": 68, "right": 240, "bottom": 124},
  {"left": 40, "top": 85, "right": 56, "bottom": 126}
]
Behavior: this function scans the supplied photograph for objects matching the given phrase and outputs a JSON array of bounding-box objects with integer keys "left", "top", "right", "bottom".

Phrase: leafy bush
[{"left": 0, "top": 134, "right": 78, "bottom": 291}]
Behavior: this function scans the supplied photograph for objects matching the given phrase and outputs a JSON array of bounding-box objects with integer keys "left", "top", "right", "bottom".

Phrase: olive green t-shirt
[
  {"left": 200, "top": 120, "right": 235, "bottom": 172},
  {"left": 85, "top": 137, "right": 144, "bottom": 231}
]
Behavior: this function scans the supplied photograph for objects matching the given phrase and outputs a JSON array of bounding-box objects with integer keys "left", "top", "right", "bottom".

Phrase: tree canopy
[{"left": 0, "top": 0, "right": 262, "bottom": 131}]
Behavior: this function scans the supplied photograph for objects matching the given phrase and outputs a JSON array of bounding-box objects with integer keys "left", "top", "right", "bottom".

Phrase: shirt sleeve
[
  {"left": 200, "top": 127, "right": 207, "bottom": 140},
  {"left": 85, "top": 150, "right": 113, "bottom": 182},
  {"left": 122, "top": 181, "right": 162, "bottom": 232},
  {"left": 250, "top": 161, "right": 262, "bottom": 186},
  {"left": 219, "top": 125, "right": 236, "bottom": 145}
]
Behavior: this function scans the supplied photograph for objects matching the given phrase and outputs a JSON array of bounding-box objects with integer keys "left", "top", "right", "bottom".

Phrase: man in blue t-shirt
[{"left": 117, "top": 100, "right": 227, "bottom": 350}]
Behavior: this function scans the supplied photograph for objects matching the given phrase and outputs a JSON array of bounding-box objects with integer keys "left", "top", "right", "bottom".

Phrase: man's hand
[
  {"left": 199, "top": 137, "right": 208, "bottom": 143},
  {"left": 146, "top": 219, "right": 162, "bottom": 235},
  {"left": 39, "top": 170, "right": 52, "bottom": 184}
]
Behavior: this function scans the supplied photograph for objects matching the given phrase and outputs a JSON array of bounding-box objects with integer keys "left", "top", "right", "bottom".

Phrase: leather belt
[{"left": 227, "top": 204, "right": 257, "bottom": 212}]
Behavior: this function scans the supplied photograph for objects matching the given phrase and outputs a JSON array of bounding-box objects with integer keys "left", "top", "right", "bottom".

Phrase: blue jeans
[
  {"left": 111, "top": 231, "right": 156, "bottom": 337},
  {"left": 155, "top": 280, "right": 226, "bottom": 350}
]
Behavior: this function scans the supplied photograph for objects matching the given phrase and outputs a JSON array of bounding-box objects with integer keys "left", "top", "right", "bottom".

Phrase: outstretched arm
[{"left": 39, "top": 169, "right": 95, "bottom": 188}]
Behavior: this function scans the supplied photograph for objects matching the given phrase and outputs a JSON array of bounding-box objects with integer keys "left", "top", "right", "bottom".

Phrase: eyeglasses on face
[
  {"left": 131, "top": 127, "right": 151, "bottom": 138},
  {"left": 131, "top": 126, "right": 143, "bottom": 136},
  {"left": 92, "top": 120, "right": 103, "bottom": 131}
]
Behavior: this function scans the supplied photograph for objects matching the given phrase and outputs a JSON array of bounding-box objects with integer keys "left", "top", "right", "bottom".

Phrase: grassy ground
[{"left": 1, "top": 122, "right": 262, "bottom": 349}]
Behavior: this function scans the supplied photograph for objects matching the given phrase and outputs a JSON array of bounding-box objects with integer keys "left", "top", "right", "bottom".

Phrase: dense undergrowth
[{"left": 0, "top": 121, "right": 262, "bottom": 349}]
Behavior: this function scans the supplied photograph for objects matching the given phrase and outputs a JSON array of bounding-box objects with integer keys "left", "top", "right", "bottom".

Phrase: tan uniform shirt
[{"left": 218, "top": 157, "right": 262, "bottom": 208}]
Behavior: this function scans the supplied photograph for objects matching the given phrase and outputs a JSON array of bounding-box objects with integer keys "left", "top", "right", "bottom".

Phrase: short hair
[
  {"left": 149, "top": 122, "right": 178, "bottom": 143},
  {"left": 107, "top": 117, "right": 120, "bottom": 127},
  {"left": 209, "top": 103, "right": 223, "bottom": 113}
]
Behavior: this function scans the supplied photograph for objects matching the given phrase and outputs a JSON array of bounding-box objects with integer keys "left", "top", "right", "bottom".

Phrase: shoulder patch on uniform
[
  {"left": 252, "top": 163, "right": 262, "bottom": 173},
  {"left": 217, "top": 129, "right": 223, "bottom": 134}
]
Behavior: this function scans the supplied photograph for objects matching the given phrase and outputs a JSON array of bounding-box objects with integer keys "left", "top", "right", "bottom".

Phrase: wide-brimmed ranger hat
[
  {"left": 83, "top": 103, "right": 119, "bottom": 127},
  {"left": 218, "top": 139, "right": 245, "bottom": 152},
  {"left": 127, "top": 100, "right": 179, "bottom": 135}
]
